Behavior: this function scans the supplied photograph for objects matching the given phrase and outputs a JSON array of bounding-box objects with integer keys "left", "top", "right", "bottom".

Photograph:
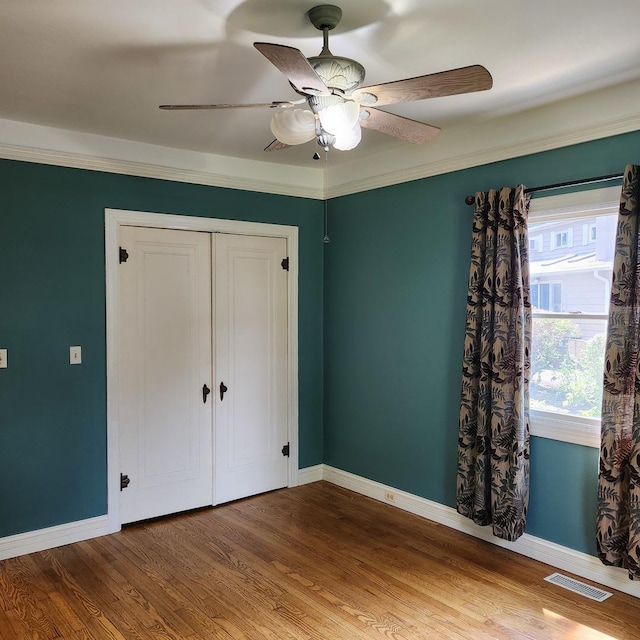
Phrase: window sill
[{"left": 530, "top": 410, "right": 600, "bottom": 448}]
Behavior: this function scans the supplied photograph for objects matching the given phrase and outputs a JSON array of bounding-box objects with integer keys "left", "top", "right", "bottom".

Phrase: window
[
  {"left": 531, "top": 282, "right": 562, "bottom": 311},
  {"left": 528, "top": 186, "right": 621, "bottom": 447},
  {"left": 582, "top": 223, "right": 597, "bottom": 244},
  {"left": 529, "top": 233, "right": 543, "bottom": 252},
  {"left": 552, "top": 227, "right": 573, "bottom": 249}
]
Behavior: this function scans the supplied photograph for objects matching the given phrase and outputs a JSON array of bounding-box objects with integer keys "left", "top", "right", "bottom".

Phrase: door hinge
[
  {"left": 281, "top": 257, "right": 289, "bottom": 271},
  {"left": 281, "top": 443, "right": 290, "bottom": 457},
  {"left": 119, "top": 247, "right": 129, "bottom": 264},
  {"left": 120, "top": 473, "right": 130, "bottom": 491}
]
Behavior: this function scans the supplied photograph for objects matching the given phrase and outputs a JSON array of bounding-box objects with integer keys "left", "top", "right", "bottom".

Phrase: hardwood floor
[{"left": 1, "top": 481, "right": 639, "bottom": 639}]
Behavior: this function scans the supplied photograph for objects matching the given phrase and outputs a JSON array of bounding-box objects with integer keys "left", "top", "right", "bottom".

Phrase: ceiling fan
[{"left": 159, "top": 4, "right": 493, "bottom": 153}]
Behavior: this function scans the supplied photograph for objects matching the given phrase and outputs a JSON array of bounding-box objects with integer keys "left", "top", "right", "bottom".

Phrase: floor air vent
[{"left": 544, "top": 573, "right": 612, "bottom": 602}]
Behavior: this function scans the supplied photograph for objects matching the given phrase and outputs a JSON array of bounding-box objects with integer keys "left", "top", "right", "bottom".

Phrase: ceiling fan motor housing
[
  {"left": 308, "top": 5, "right": 343, "bottom": 31},
  {"left": 307, "top": 55, "right": 366, "bottom": 94},
  {"left": 307, "top": 5, "right": 365, "bottom": 95}
]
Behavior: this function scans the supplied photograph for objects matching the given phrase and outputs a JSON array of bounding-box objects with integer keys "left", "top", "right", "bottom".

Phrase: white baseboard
[
  {"left": 4, "top": 467, "right": 638, "bottom": 600},
  {"left": 298, "top": 464, "right": 324, "bottom": 485},
  {"left": 321, "top": 465, "right": 640, "bottom": 599},
  {"left": 0, "top": 465, "right": 320, "bottom": 561},
  {"left": 0, "top": 516, "right": 110, "bottom": 561}
]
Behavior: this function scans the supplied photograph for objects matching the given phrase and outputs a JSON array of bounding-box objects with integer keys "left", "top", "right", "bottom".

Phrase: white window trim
[
  {"left": 530, "top": 411, "right": 600, "bottom": 448},
  {"left": 528, "top": 185, "right": 621, "bottom": 448},
  {"left": 529, "top": 233, "right": 544, "bottom": 252},
  {"left": 531, "top": 281, "right": 563, "bottom": 312},
  {"left": 582, "top": 223, "right": 597, "bottom": 245},
  {"left": 552, "top": 227, "right": 573, "bottom": 249},
  {"left": 528, "top": 186, "right": 621, "bottom": 219}
]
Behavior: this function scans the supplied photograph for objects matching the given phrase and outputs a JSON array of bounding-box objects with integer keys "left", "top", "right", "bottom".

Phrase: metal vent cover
[{"left": 544, "top": 573, "right": 612, "bottom": 602}]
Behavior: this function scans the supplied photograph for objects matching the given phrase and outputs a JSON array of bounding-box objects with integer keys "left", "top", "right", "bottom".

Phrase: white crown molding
[
  {"left": 0, "top": 118, "right": 324, "bottom": 200},
  {"left": 321, "top": 465, "right": 640, "bottom": 599},
  {"left": 326, "top": 79, "right": 640, "bottom": 198},
  {"left": 1, "top": 79, "right": 639, "bottom": 200},
  {"left": 0, "top": 516, "right": 109, "bottom": 561}
]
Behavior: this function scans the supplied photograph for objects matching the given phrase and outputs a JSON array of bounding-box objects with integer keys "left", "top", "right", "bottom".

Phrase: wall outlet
[
  {"left": 384, "top": 490, "right": 395, "bottom": 502},
  {"left": 0, "top": 349, "right": 6, "bottom": 369}
]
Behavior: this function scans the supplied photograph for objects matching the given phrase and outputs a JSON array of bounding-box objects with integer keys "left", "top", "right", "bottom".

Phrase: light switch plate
[
  {"left": 0, "top": 349, "right": 6, "bottom": 368},
  {"left": 70, "top": 346, "right": 82, "bottom": 365}
]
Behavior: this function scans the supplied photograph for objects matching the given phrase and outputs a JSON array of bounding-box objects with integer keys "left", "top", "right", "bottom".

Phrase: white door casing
[
  {"left": 214, "top": 234, "right": 289, "bottom": 504},
  {"left": 118, "top": 227, "right": 213, "bottom": 524},
  {"left": 105, "top": 209, "right": 299, "bottom": 533}
]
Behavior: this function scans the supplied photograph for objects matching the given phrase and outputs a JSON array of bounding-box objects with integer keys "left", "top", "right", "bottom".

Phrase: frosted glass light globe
[
  {"left": 270, "top": 109, "right": 316, "bottom": 145},
  {"left": 318, "top": 102, "right": 360, "bottom": 137},
  {"left": 333, "top": 122, "right": 362, "bottom": 151}
]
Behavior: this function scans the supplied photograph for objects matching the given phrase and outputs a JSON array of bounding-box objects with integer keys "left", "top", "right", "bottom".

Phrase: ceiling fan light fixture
[
  {"left": 317, "top": 131, "right": 336, "bottom": 149},
  {"left": 270, "top": 108, "right": 316, "bottom": 145},
  {"left": 161, "top": 5, "right": 493, "bottom": 157},
  {"left": 318, "top": 101, "right": 360, "bottom": 135},
  {"left": 332, "top": 121, "right": 361, "bottom": 151}
]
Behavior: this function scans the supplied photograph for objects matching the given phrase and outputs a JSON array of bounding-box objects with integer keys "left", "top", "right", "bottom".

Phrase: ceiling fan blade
[
  {"left": 353, "top": 65, "right": 493, "bottom": 107},
  {"left": 264, "top": 139, "right": 290, "bottom": 152},
  {"left": 359, "top": 108, "right": 440, "bottom": 144},
  {"left": 159, "top": 101, "right": 298, "bottom": 110},
  {"left": 254, "top": 42, "right": 330, "bottom": 96}
]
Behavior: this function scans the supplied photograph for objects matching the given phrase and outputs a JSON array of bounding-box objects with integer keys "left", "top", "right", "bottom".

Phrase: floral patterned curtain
[
  {"left": 597, "top": 164, "right": 640, "bottom": 580},
  {"left": 457, "top": 185, "right": 532, "bottom": 541}
]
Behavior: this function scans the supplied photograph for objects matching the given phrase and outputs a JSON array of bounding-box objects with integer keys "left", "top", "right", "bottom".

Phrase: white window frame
[
  {"left": 528, "top": 186, "right": 620, "bottom": 448},
  {"left": 582, "top": 223, "right": 597, "bottom": 245},
  {"left": 531, "top": 280, "right": 562, "bottom": 311},
  {"left": 552, "top": 227, "right": 573, "bottom": 249},
  {"left": 529, "top": 233, "right": 544, "bottom": 252}
]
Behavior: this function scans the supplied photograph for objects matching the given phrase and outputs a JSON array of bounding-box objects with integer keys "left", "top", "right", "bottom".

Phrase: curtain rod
[{"left": 463, "top": 172, "right": 623, "bottom": 205}]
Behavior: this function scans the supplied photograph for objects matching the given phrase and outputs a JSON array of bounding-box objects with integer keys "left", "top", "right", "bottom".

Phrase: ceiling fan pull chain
[{"left": 323, "top": 148, "right": 331, "bottom": 244}]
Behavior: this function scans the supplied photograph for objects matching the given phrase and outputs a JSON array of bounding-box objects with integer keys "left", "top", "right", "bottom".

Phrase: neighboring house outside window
[
  {"left": 580, "top": 223, "right": 597, "bottom": 245},
  {"left": 531, "top": 281, "right": 562, "bottom": 311},
  {"left": 528, "top": 186, "right": 620, "bottom": 447},
  {"left": 529, "top": 233, "right": 544, "bottom": 253},
  {"left": 552, "top": 228, "right": 573, "bottom": 249}
]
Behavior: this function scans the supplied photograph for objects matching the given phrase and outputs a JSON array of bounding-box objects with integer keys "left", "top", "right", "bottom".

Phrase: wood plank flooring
[{"left": 1, "top": 481, "right": 639, "bottom": 639}]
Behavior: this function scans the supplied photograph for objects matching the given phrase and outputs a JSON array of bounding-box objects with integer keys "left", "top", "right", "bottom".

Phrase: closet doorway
[{"left": 105, "top": 210, "right": 299, "bottom": 530}]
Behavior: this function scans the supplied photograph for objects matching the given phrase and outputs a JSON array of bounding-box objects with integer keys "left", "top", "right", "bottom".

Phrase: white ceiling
[{"left": 1, "top": 0, "right": 639, "bottom": 169}]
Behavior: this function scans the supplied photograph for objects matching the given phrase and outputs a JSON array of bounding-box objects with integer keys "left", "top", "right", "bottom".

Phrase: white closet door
[
  {"left": 214, "top": 233, "right": 289, "bottom": 504},
  {"left": 119, "top": 226, "right": 212, "bottom": 524}
]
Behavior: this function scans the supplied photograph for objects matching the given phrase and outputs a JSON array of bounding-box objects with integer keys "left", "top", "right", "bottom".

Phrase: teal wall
[
  {"left": 0, "top": 159, "right": 325, "bottom": 538},
  {"left": 2, "top": 128, "right": 639, "bottom": 555},
  {"left": 323, "top": 129, "right": 640, "bottom": 556}
]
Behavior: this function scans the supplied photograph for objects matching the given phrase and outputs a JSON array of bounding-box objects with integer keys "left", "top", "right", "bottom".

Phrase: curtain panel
[
  {"left": 597, "top": 164, "right": 640, "bottom": 580},
  {"left": 457, "top": 185, "right": 532, "bottom": 542}
]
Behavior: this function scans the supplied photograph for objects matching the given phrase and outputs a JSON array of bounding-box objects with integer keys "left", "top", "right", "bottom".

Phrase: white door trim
[{"left": 105, "top": 208, "right": 299, "bottom": 533}]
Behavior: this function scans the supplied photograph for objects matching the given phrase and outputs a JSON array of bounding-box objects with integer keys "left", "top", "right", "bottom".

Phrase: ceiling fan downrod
[{"left": 308, "top": 5, "right": 342, "bottom": 56}]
